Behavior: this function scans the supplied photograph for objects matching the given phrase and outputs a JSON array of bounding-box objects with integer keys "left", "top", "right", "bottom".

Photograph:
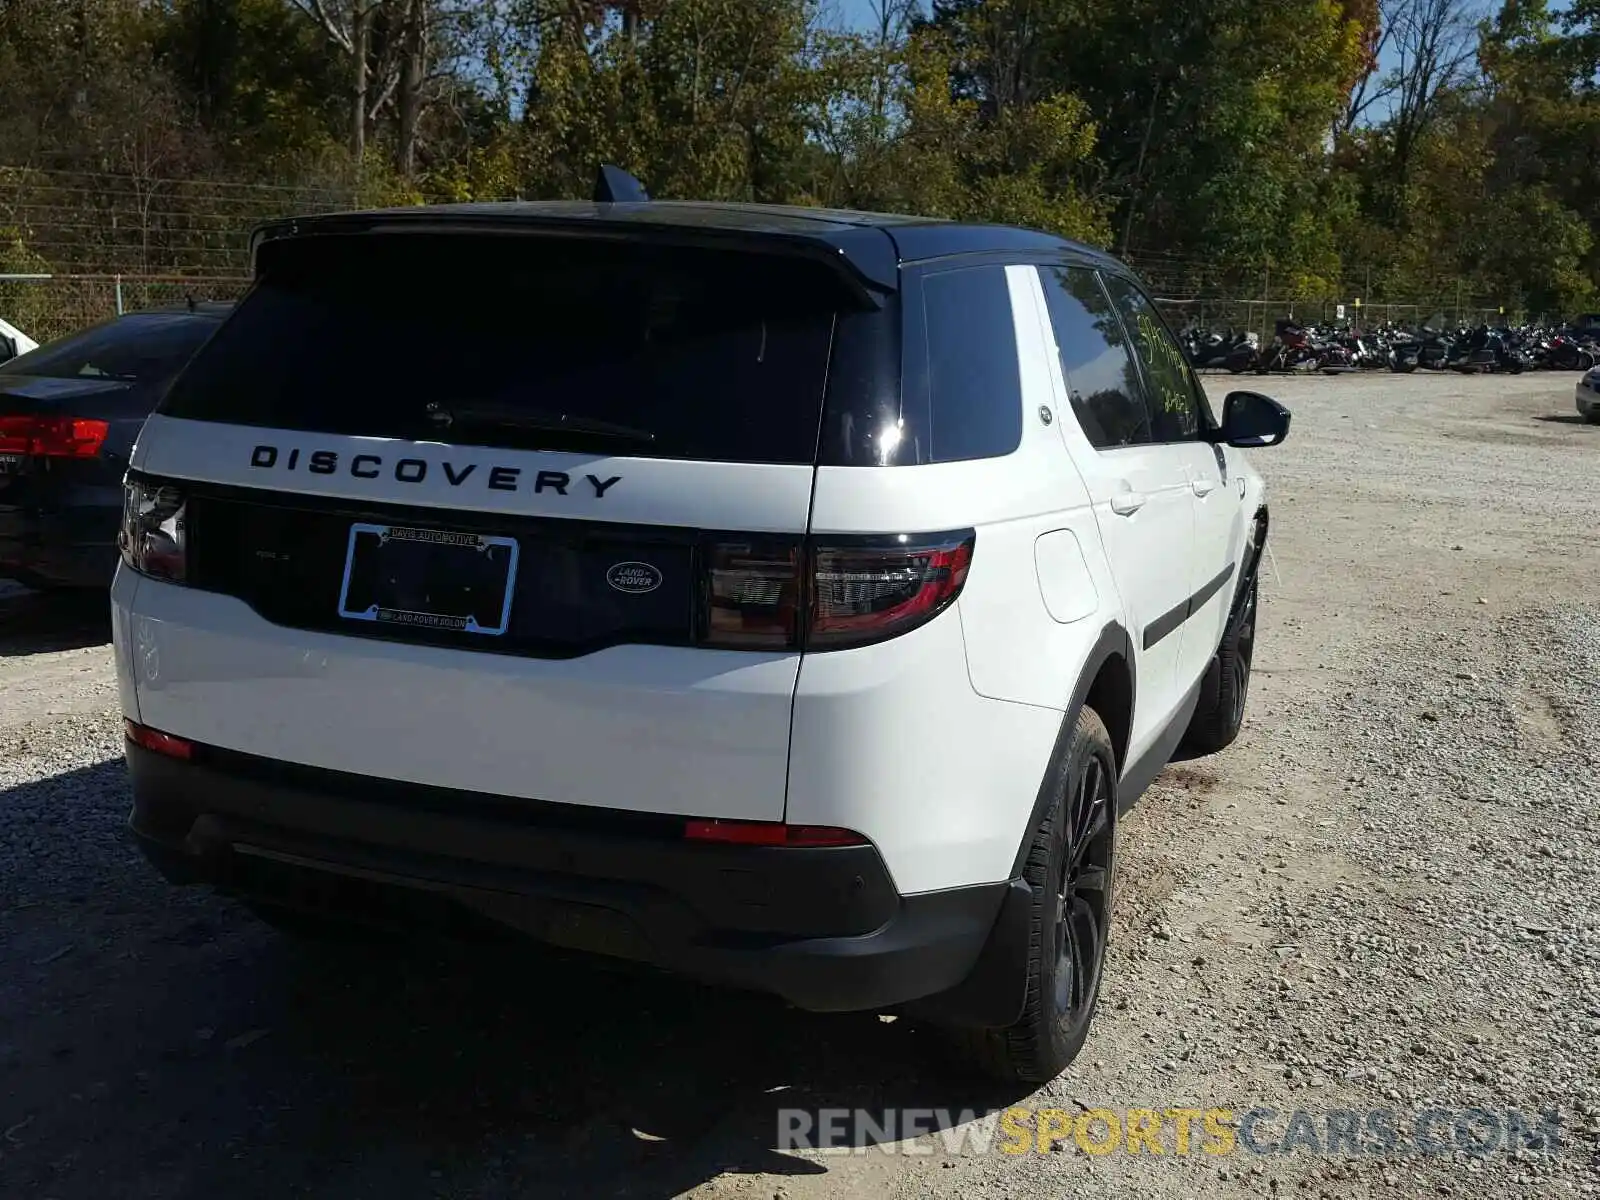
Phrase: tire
[
  {"left": 1586, "top": 408, "right": 1600, "bottom": 425},
  {"left": 1182, "top": 573, "right": 1258, "bottom": 755},
  {"left": 952, "top": 707, "right": 1118, "bottom": 1085},
  {"left": 1579, "top": 352, "right": 1595, "bottom": 372}
]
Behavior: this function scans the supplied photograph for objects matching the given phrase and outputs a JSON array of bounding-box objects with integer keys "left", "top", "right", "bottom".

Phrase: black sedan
[{"left": 0, "top": 303, "right": 230, "bottom": 590}]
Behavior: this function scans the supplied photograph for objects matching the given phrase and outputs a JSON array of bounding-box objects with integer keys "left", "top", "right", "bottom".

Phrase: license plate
[
  {"left": 0, "top": 454, "right": 20, "bottom": 474},
  {"left": 337, "top": 523, "right": 519, "bottom": 635}
]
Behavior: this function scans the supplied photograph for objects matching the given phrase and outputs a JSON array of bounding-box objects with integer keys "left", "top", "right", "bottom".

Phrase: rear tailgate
[{"left": 127, "top": 230, "right": 855, "bottom": 820}]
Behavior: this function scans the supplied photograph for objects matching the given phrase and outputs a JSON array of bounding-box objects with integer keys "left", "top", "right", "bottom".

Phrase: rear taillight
[
  {"left": 808, "top": 533, "right": 973, "bottom": 649},
  {"left": 0, "top": 414, "right": 109, "bottom": 458},
  {"left": 696, "top": 529, "right": 975, "bottom": 652},
  {"left": 119, "top": 476, "right": 187, "bottom": 584},
  {"left": 701, "top": 540, "right": 804, "bottom": 649}
]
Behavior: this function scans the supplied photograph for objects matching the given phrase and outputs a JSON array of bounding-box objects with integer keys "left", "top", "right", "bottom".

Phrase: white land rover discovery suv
[{"left": 114, "top": 168, "right": 1288, "bottom": 1083}]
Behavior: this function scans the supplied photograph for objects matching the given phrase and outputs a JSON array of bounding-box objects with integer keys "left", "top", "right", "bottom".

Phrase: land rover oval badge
[{"left": 606, "top": 561, "right": 662, "bottom": 594}]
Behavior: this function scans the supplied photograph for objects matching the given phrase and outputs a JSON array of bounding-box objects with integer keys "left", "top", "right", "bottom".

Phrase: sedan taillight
[{"left": 0, "top": 414, "right": 109, "bottom": 458}]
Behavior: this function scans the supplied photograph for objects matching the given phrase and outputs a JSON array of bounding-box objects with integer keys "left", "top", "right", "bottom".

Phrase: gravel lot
[{"left": 1, "top": 372, "right": 1597, "bottom": 1199}]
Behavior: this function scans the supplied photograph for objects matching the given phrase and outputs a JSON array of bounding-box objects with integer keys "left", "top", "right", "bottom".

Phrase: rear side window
[
  {"left": 910, "top": 265, "right": 1023, "bottom": 463},
  {"left": 1036, "top": 266, "right": 1150, "bottom": 449},
  {"left": 159, "top": 234, "right": 846, "bottom": 464}
]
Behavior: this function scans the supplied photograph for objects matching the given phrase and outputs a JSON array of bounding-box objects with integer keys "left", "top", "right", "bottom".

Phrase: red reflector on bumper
[
  {"left": 683, "top": 819, "right": 866, "bottom": 847},
  {"left": 124, "top": 720, "right": 193, "bottom": 761}
]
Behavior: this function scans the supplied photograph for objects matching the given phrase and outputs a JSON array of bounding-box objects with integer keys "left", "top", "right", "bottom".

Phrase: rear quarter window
[{"left": 905, "top": 264, "right": 1024, "bottom": 464}]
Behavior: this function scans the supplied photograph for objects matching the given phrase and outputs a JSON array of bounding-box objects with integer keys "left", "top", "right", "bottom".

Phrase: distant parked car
[
  {"left": 1578, "top": 365, "right": 1600, "bottom": 424},
  {"left": 0, "top": 304, "right": 230, "bottom": 590},
  {"left": 0, "top": 316, "right": 39, "bottom": 364}
]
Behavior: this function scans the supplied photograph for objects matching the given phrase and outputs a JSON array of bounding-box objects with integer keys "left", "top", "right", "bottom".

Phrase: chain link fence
[
  {"left": 1, "top": 165, "right": 352, "bottom": 344},
  {"left": 0, "top": 274, "right": 249, "bottom": 344},
  {"left": 1126, "top": 254, "right": 1521, "bottom": 339},
  {"left": 1, "top": 267, "right": 1524, "bottom": 353},
  {"left": 0, "top": 166, "right": 1536, "bottom": 349}
]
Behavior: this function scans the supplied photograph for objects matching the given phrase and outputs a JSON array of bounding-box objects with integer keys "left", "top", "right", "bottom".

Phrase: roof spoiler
[{"left": 594, "top": 164, "right": 649, "bottom": 204}]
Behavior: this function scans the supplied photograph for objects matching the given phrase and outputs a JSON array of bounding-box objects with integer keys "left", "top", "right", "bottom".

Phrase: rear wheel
[
  {"left": 1182, "top": 574, "right": 1257, "bottom": 755},
  {"left": 953, "top": 708, "right": 1117, "bottom": 1084}
]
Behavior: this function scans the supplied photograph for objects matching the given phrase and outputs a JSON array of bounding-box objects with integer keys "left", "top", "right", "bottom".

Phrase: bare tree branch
[
  {"left": 1388, "top": 0, "right": 1481, "bottom": 177},
  {"left": 1339, "top": 0, "right": 1401, "bottom": 135},
  {"left": 289, "top": 0, "right": 356, "bottom": 54}
]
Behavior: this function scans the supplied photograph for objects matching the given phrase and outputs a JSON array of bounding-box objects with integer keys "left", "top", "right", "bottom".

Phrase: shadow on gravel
[
  {"left": 0, "top": 587, "right": 110, "bottom": 656},
  {"left": 0, "top": 761, "right": 1031, "bottom": 1200},
  {"left": 1532, "top": 413, "right": 1595, "bottom": 426}
]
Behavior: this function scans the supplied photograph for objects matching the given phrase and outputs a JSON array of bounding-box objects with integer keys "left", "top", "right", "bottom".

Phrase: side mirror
[{"left": 1216, "top": 390, "right": 1290, "bottom": 448}]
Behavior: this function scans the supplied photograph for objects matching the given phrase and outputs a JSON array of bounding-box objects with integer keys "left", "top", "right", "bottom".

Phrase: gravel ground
[{"left": 1, "top": 372, "right": 1597, "bottom": 1199}]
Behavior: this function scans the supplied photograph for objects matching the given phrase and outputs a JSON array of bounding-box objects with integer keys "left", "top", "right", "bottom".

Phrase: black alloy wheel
[
  {"left": 1229, "top": 574, "right": 1258, "bottom": 731},
  {"left": 1052, "top": 752, "right": 1115, "bottom": 1024},
  {"left": 953, "top": 707, "right": 1120, "bottom": 1084}
]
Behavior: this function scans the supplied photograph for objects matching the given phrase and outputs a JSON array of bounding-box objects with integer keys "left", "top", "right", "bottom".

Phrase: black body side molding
[
  {"left": 1117, "top": 678, "right": 1202, "bottom": 813},
  {"left": 1143, "top": 561, "right": 1236, "bottom": 651}
]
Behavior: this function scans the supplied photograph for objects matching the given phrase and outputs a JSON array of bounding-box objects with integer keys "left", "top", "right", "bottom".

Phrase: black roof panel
[{"left": 252, "top": 200, "right": 1121, "bottom": 293}]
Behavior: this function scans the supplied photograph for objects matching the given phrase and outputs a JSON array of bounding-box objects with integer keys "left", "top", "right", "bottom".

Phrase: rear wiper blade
[{"left": 424, "top": 401, "right": 655, "bottom": 442}]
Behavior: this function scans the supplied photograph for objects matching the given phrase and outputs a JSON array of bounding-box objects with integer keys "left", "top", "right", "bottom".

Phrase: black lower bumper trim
[{"left": 125, "top": 742, "right": 1009, "bottom": 1014}]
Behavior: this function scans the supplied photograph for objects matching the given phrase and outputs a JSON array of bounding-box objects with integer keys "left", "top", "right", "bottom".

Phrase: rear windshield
[
  {"left": 3, "top": 312, "right": 219, "bottom": 384},
  {"left": 159, "top": 233, "right": 846, "bottom": 464}
]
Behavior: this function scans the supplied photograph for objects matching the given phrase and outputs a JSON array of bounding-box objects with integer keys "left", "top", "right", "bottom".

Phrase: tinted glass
[
  {"left": 1100, "top": 275, "right": 1206, "bottom": 441},
  {"left": 2, "top": 313, "right": 219, "bottom": 383},
  {"left": 161, "top": 234, "right": 845, "bottom": 464},
  {"left": 917, "top": 266, "right": 1023, "bottom": 462},
  {"left": 816, "top": 303, "right": 912, "bottom": 466},
  {"left": 1036, "top": 266, "right": 1150, "bottom": 449}
]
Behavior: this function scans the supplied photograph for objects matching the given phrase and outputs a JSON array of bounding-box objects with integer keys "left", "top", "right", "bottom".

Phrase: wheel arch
[
  {"left": 908, "top": 620, "right": 1134, "bottom": 1031},
  {"left": 1008, "top": 621, "right": 1135, "bottom": 880}
]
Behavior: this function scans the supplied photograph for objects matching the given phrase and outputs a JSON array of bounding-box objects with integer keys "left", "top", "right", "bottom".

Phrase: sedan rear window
[
  {"left": 159, "top": 233, "right": 847, "bottom": 464},
  {"left": 2, "top": 313, "right": 219, "bottom": 384}
]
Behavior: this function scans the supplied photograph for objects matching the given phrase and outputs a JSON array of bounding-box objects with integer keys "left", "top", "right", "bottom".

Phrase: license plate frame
[{"left": 336, "top": 522, "right": 519, "bottom": 636}]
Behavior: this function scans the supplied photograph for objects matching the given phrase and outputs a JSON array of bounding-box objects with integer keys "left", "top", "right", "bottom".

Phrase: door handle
[
  {"left": 1109, "top": 487, "right": 1146, "bottom": 516},
  {"left": 1192, "top": 477, "right": 1218, "bottom": 497}
]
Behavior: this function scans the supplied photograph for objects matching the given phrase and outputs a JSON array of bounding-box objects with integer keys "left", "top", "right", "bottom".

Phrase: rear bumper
[
  {"left": 0, "top": 501, "right": 119, "bottom": 587},
  {"left": 126, "top": 740, "right": 1008, "bottom": 1014}
]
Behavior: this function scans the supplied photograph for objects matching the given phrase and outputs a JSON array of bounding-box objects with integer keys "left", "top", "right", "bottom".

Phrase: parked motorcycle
[
  {"left": 1255, "top": 319, "right": 1320, "bottom": 373},
  {"left": 1450, "top": 325, "right": 1531, "bottom": 374},
  {"left": 1182, "top": 328, "right": 1260, "bottom": 374},
  {"left": 1543, "top": 333, "right": 1597, "bottom": 372}
]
